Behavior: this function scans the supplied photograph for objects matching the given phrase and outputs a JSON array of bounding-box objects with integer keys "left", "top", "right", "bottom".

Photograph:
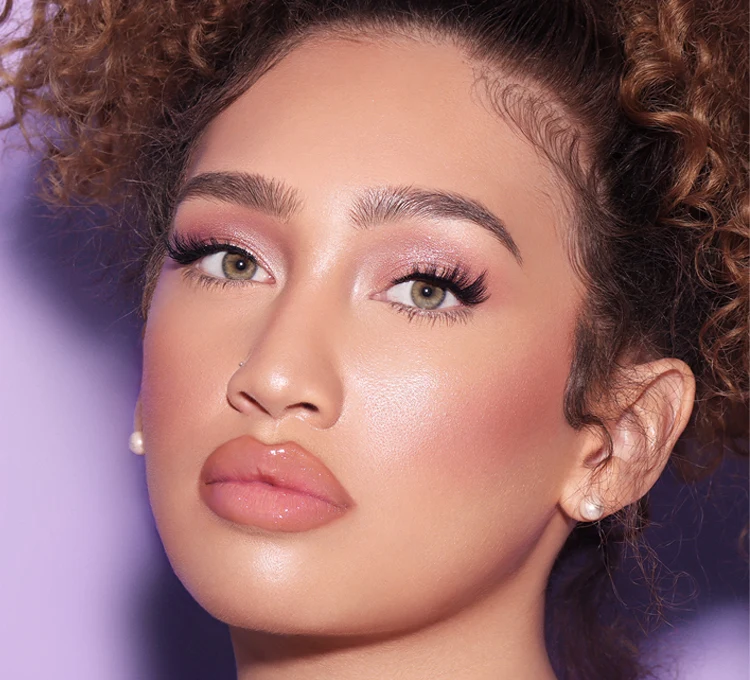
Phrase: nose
[{"left": 226, "top": 287, "right": 344, "bottom": 430}]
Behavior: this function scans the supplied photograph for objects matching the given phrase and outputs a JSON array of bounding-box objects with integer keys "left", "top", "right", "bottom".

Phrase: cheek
[
  {"left": 138, "top": 279, "right": 243, "bottom": 535},
  {"left": 350, "top": 318, "right": 575, "bottom": 499},
  {"left": 322, "top": 315, "right": 578, "bottom": 627},
  {"left": 140, "top": 276, "right": 246, "bottom": 442}
]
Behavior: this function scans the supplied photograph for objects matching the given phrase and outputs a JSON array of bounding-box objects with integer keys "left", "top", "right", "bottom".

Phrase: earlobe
[
  {"left": 559, "top": 358, "right": 696, "bottom": 523},
  {"left": 133, "top": 397, "right": 143, "bottom": 432}
]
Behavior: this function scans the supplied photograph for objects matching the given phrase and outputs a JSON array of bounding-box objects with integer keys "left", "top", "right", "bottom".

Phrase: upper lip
[{"left": 200, "top": 434, "right": 354, "bottom": 509}]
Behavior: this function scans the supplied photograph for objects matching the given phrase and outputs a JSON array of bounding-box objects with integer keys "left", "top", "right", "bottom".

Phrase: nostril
[
  {"left": 230, "top": 391, "right": 273, "bottom": 416},
  {"left": 229, "top": 389, "right": 320, "bottom": 416}
]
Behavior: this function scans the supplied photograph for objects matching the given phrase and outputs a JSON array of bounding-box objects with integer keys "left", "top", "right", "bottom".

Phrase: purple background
[
  {"left": 0, "top": 122, "right": 235, "bottom": 679},
  {"left": 0, "top": 85, "right": 747, "bottom": 680}
]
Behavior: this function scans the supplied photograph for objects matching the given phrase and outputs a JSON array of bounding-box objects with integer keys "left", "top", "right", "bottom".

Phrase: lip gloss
[{"left": 200, "top": 435, "right": 353, "bottom": 532}]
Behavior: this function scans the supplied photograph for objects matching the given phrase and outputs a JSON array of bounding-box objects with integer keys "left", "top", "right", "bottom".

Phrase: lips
[{"left": 199, "top": 435, "right": 353, "bottom": 532}]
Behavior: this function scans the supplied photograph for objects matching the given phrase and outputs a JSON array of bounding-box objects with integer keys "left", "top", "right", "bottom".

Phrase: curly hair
[{"left": 1, "top": 1, "right": 747, "bottom": 678}]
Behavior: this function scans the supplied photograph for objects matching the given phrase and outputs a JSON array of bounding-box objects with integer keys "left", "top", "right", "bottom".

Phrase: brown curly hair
[{"left": 1, "top": 1, "right": 747, "bottom": 678}]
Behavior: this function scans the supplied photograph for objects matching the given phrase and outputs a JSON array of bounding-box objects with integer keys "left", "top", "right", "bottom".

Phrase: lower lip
[{"left": 200, "top": 479, "right": 347, "bottom": 532}]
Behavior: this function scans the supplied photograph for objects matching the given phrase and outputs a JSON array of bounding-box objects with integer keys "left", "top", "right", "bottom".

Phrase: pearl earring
[
  {"left": 128, "top": 431, "right": 145, "bottom": 455},
  {"left": 580, "top": 498, "right": 603, "bottom": 522}
]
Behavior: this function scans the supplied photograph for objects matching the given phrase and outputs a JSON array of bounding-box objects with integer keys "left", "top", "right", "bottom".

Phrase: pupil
[{"left": 234, "top": 259, "right": 247, "bottom": 271}]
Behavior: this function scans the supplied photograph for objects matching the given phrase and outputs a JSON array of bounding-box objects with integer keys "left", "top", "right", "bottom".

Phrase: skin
[{"left": 137, "top": 34, "right": 695, "bottom": 680}]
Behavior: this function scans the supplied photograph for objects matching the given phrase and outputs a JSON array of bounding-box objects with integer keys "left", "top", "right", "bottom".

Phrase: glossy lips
[{"left": 200, "top": 435, "right": 353, "bottom": 532}]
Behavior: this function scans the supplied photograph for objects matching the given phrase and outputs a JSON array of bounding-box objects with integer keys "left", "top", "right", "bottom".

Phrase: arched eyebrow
[
  {"left": 176, "top": 171, "right": 302, "bottom": 221},
  {"left": 350, "top": 185, "right": 522, "bottom": 265},
  {"left": 176, "top": 171, "right": 522, "bottom": 265}
]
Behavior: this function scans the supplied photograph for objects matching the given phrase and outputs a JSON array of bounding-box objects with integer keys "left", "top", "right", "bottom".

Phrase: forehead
[{"left": 188, "top": 35, "right": 580, "bottom": 291}]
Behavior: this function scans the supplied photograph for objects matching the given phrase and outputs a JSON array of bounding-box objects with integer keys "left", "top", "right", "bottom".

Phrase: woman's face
[{"left": 140, "top": 35, "right": 586, "bottom": 635}]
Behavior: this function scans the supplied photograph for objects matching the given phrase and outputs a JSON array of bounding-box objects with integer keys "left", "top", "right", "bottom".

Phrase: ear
[{"left": 559, "top": 358, "right": 696, "bottom": 522}]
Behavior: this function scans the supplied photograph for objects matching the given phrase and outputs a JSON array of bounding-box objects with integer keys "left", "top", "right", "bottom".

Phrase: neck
[{"left": 231, "top": 582, "right": 557, "bottom": 680}]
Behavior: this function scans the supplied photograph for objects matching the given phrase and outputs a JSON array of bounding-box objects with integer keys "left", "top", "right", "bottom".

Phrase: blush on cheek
[
  {"left": 318, "top": 332, "right": 576, "bottom": 630},
  {"left": 442, "top": 335, "right": 572, "bottom": 474},
  {"left": 443, "top": 384, "right": 570, "bottom": 511},
  {"left": 348, "top": 325, "right": 574, "bottom": 522}
]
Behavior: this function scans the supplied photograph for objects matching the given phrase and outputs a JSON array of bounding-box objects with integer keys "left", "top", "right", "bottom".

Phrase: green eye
[
  {"left": 410, "top": 280, "right": 447, "bottom": 309},
  {"left": 386, "top": 279, "right": 459, "bottom": 311},
  {"left": 221, "top": 252, "right": 258, "bottom": 280},
  {"left": 196, "top": 250, "right": 271, "bottom": 282}
]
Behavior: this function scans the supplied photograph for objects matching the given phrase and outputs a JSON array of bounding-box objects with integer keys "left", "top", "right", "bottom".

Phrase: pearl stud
[
  {"left": 580, "top": 498, "right": 604, "bottom": 522},
  {"left": 128, "top": 431, "right": 145, "bottom": 455}
]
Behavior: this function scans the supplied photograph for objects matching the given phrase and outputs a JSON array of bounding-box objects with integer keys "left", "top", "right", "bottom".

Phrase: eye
[
  {"left": 198, "top": 250, "right": 272, "bottom": 283},
  {"left": 385, "top": 279, "right": 460, "bottom": 310},
  {"left": 165, "top": 235, "right": 274, "bottom": 285},
  {"left": 379, "top": 264, "right": 489, "bottom": 322}
]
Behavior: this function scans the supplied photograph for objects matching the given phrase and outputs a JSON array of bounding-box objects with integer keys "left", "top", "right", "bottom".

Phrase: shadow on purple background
[
  {"left": 2, "top": 153, "right": 746, "bottom": 679},
  {"left": 0, "top": 152, "right": 231, "bottom": 680}
]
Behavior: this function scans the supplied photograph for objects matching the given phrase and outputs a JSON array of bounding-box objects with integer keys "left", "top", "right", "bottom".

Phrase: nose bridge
[{"left": 228, "top": 273, "right": 345, "bottom": 428}]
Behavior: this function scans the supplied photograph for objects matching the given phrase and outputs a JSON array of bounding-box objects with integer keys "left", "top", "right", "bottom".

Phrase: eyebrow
[
  {"left": 176, "top": 171, "right": 302, "bottom": 221},
  {"left": 350, "top": 185, "right": 522, "bottom": 264},
  {"left": 177, "top": 171, "right": 522, "bottom": 264}
]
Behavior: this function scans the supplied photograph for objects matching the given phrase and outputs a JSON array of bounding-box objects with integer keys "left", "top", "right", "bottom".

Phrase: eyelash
[
  {"left": 167, "top": 234, "right": 253, "bottom": 268},
  {"left": 166, "top": 234, "right": 266, "bottom": 290},
  {"left": 165, "top": 235, "right": 490, "bottom": 324},
  {"left": 387, "top": 264, "right": 489, "bottom": 325},
  {"left": 391, "top": 264, "right": 489, "bottom": 306}
]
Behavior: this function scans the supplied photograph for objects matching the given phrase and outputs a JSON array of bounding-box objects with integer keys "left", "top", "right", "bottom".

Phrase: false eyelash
[
  {"left": 165, "top": 233, "right": 256, "bottom": 265},
  {"left": 391, "top": 263, "right": 490, "bottom": 306}
]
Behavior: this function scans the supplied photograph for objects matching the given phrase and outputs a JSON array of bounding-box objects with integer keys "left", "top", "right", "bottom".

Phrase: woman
[{"left": 1, "top": 1, "right": 747, "bottom": 678}]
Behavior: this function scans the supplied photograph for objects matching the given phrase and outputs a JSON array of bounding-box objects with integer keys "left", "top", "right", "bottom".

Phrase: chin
[
  {"left": 151, "top": 513, "right": 384, "bottom": 636},
  {"left": 156, "top": 518, "right": 483, "bottom": 640}
]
